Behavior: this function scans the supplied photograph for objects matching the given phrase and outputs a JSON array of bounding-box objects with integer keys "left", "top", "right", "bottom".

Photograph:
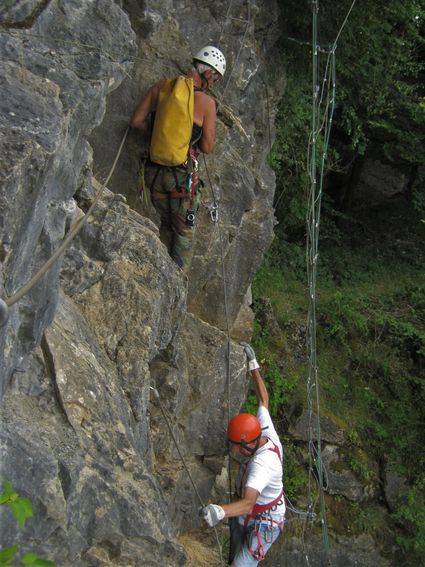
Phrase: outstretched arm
[
  {"left": 240, "top": 342, "right": 269, "bottom": 409},
  {"left": 250, "top": 367, "right": 269, "bottom": 409}
]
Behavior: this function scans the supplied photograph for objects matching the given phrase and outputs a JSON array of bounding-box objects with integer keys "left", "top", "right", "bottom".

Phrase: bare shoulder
[{"left": 195, "top": 90, "right": 216, "bottom": 109}]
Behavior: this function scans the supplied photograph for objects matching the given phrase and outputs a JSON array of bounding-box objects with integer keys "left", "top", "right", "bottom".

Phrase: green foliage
[
  {"left": 412, "top": 169, "right": 425, "bottom": 220},
  {"left": 20, "top": 554, "right": 55, "bottom": 567},
  {"left": 319, "top": 290, "right": 369, "bottom": 345},
  {"left": 297, "top": 0, "right": 425, "bottom": 164},
  {"left": 0, "top": 547, "right": 19, "bottom": 567},
  {"left": 252, "top": 197, "right": 424, "bottom": 560},
  {"left": 243, "top": 328, "right": 298, "bottom": 417},
  {"left": 255, "top": 1, "right": 425, "bottom": 559},
  {"left": 0, "top": 481, "right": 55, "bottom": 567},
  {"left": 350, "top": 503, "right": 388, "bottom": 536},
  {"left": 395, "top": 476, "right": 425, "bottom": 559},
  {"left": 269, "top": 73, "right": 311, "bottom": 234},
  {"left": 0, "top": 481, "right": 33, "bottom": 529},
  {"left": 280, "top": 439, "right": 308, "bottom": 500},
  {"left": 349, "top": 449, "right": 375, "bottom": 484},
  {"left": 273, "top": 0, "right": 425, "bottom": 246}
]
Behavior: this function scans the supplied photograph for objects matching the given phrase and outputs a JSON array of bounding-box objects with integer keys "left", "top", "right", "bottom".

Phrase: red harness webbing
[{"left": 242, "top": 440, "right": 284, "bottom": 561}]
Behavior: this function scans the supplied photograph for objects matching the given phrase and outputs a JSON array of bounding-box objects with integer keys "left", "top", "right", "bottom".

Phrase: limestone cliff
[{"left": 0, "top": 1, "right": 282, "bottom": 565}]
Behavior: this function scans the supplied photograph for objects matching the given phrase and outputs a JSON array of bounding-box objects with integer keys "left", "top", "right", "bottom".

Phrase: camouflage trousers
[{"left": 144, "top": 163, "right": 198, "bottom": 273}]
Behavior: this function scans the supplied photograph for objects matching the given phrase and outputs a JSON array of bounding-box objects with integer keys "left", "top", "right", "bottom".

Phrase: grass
[{"left": 250, "top": 197, "right": 425, "bottom": 560}]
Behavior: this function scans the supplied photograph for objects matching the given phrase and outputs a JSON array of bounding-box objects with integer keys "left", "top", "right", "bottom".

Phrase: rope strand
[
  {"left": 202, "top": 154, "right": 233, "bottom": 506},
  {"left": 303, "top": 0, "right": 357, "bottom": 562},
  {"left": 2, "top": 127, "right": 129, "bottom": 311},
  {"left": 150, "top": 387, "right": 225, "bottom": 567}
]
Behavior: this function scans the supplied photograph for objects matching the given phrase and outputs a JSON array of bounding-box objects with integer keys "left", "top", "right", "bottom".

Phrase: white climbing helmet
[{"left": 193, "top": 45, "right": 226, "bottom": 77}]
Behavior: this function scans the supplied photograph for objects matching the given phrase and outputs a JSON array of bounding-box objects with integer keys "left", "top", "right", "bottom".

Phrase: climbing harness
[
  {"left": 238, "top": 440, "right": 284, "bottom": 561},
  {"left": 246, "top": 514, "right": 283, "bottom": 561},
  {"left": 0, "top": 127, "right": 130, "bottom": 325},
  {"left": 147, "top": 146, "right": 201, "bottom": 226}
]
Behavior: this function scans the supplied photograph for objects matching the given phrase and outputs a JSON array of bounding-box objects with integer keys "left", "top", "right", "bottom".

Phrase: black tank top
[{"left": 191, "top": 123, "right": 203, "bottom": 146}]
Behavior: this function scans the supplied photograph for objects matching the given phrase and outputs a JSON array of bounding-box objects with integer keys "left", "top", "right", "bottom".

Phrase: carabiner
[{"left": 209, "top": 203, "right": 218, "bottom": 223}]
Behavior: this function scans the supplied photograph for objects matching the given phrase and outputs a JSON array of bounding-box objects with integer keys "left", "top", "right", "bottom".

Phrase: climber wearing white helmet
[
  {"left": 193, "top": 45, "right": 226, "bottom": 80},
  {"left": 130, "top": 45, "right": 226, "bottom": 273}
]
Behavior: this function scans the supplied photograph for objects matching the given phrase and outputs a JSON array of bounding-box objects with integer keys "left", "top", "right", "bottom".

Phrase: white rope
[{"left": 1, "top": 128, "right": 129, "bottom": 324}]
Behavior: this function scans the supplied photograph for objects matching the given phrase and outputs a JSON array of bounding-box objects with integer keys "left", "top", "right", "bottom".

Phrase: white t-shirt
[{"left": 237, "top": 406, "right": 286, "bottom": 524}]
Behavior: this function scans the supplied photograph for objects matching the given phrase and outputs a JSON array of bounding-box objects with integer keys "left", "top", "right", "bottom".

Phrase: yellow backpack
[{"left": 149, "top": 76, "right": 194, "bottom": 167}]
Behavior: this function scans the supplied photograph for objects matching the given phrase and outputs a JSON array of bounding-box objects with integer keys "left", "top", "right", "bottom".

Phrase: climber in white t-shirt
[{"left": 201, "top": 342, "right": 285, "bottom": 566}]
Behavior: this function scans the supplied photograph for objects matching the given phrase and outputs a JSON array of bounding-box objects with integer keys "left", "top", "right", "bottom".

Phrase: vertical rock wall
[
  {"left": 0, "top": 0, "right": 136, "bottom": 393},
  {"left": 89, "top": 0, "right": 284, "bottom": 333},
  {"left": 0, "top": 1, "right": 283, "bottom": 565}
]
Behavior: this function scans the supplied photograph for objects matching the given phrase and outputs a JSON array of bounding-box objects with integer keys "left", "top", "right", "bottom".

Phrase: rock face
[
  {"left": 0, "top": 1, "right": 281, "bottom": 565},
  {"left": 88, "top": 0, "right": 282, "bottom": 334},
  {"left": 0, "top": 2, "right": 397, "bottom": 565},
  {"left": 0, "top": 0, "right": 136, "bottom": 394}
]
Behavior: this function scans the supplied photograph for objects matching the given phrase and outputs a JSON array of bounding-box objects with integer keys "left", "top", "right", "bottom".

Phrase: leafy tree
[{"left": 273, "top": 0, "right": 425, "bottom": 227}]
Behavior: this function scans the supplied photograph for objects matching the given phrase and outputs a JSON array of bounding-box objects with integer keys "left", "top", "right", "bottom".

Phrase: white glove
[
  {"left": 201, "top": 504, "right": 225, "bottom": 527},
  {"left": 240, "top": 342, "right": 259, "bottom": 371}
]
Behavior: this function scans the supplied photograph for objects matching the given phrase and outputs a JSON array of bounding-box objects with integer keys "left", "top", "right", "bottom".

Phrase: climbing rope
[
  {"left": 0, "top": 127, "right": 129, "bottom": 324},
  {"left": 303, "top": 0, "right": 332, "bottom": 560},
  {"left": 304, "top": 0, "right": 357, "bottom": 563},
  {"left": 284, "top": 492, "right": 318, "bottom": 523},
  {"left": 202, "top": 154, "right": 234, "bottom": 506},
  {"left": 150, "top": 387, "right": 225, "bottom": 567},
  {"left": 217, "top": 0, "right": 234, "bottom": 48},
  {"left": 221, "top": 2, "right": 251, "bottom": 98}
]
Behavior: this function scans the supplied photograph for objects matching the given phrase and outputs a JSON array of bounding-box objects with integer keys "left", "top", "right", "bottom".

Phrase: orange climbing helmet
[{"left": 227, "top": 413, "right": 262, "bottom": 445}]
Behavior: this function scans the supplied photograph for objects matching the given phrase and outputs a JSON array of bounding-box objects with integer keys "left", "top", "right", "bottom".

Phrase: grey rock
[
  {"left": 290, "top": 411, "right": 346, "bottom": 446},
  {"left": 0, "top": 291, "right": 187, "bottom": 566},
  {"left": 0, "top": 0, "right": 136, "bottom": 394},
  {"left": 0, "top": 1, "right": 49, "bottom": 27},
  {"left": 264, "top": 534, "right": 391, "bottom": 567},
  {"left": 322, "top": 445, "right": 365, "bottom": 502},
  {"left": 89, "top": 0, "right": 284, "bottom": 337},
  {"left": 0, "top": 0, "right": 394, "bottom": 564},
  {"left": 384, "top": 467, "right": 408, "bottom": 513}
]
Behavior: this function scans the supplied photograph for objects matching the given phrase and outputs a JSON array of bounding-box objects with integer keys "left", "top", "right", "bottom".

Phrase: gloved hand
[
  {"left": 240, "top": 342, "right": 260, "bottom": 371},
  {"left": 200, "top": 504, "right": 225, "bottom": 527}
]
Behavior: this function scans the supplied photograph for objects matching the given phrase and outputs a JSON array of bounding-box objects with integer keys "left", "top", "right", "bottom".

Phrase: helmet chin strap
[
  {"left": 201, "top": 75, "right": 209, "bottom": 89},
  {"left": 200, "top": 72, "right": 214, "bottom": 90},
  {"left": 241, "top": 437, "right": 261, "bottom": 455}
]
